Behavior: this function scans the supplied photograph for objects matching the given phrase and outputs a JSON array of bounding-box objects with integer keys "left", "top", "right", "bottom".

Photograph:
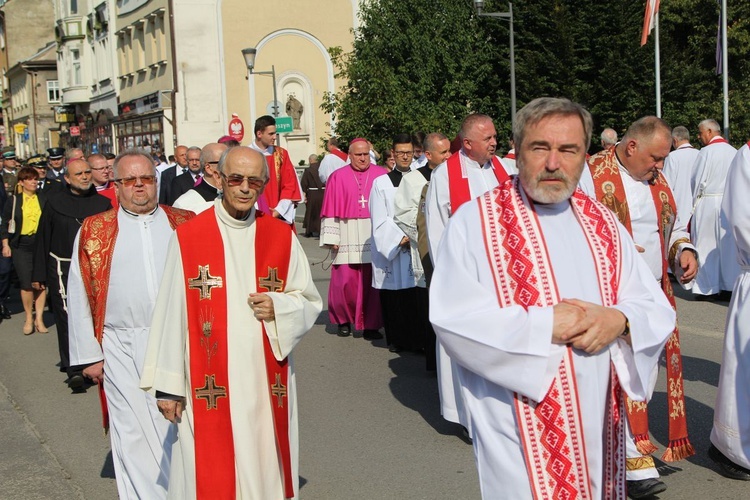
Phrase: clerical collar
[
  {"left": 121, "top": 205, "right": 159, "bottom": 218},
  {"left": 215, "top": 197, "right": 254, "bottom": 228}
]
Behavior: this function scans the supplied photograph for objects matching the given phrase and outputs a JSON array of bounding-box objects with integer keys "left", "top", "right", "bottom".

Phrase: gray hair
[
  {"left": 423, "top": 132, "right": 449, "bottom": 152},
  {"left": 600, "top": 128, "right": 618, "bottom": 146},
  {"left": 513, "top": 97, "right": 593, "bottom": 151},
  {"left": 216, "top": 146, "right": 270, "bottom": 181},
  {"left": 672, "top": 126, "right": 690, "bottom": 142},
  {"left": 112, "top": 149, "right": 157, "bottom": 179},
  {"left": 187, "top": 146, "right": 202, "bottom": 156},
  {"left": 698, "top": 119, "right": 721, "bottom": 133},
  {"left": 622, "top": 116, "right": 671, "bottom": 144}
]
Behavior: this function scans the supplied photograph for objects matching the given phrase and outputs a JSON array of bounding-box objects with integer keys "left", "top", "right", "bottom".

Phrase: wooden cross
[
  {"left": 194, "top": 374, "right": 227, "bottom": 410},
  {"left": 188, "top": 265, "right": 223, "bottom": 300},
  {"left": 358, "top": 194, "right": 368, "bottom": 208},
  {"left": 270, "top": 373, "right": 287, "bottom": 408},
  {"left": 259, "top": 266, "right": 284, "bottom": 292}
]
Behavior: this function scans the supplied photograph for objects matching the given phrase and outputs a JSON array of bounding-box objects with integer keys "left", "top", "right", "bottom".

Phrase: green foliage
[{"left": 324, "top": 0, "right": 750, "bottom": 151}]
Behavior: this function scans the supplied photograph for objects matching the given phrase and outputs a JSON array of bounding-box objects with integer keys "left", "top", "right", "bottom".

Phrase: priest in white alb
[
  {"left": 140, "top": 146, "right": 322, "bottom": 500},
  {"left": 690, "top": 119, "right": 740, "bottom": 297},
  {"left": 709, "top": 141, "right": 750, "bottom": 481},
  {"left": 430, "top": 98, "right": 675, "bottom": 499},
  {"left": 67, "top": 150, "right": 195, "bottom": 499}
]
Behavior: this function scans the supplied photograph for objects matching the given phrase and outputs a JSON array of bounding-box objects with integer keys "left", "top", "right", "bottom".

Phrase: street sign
[{"left": 275, "top": 116, "right": 294, "bottom": 134}]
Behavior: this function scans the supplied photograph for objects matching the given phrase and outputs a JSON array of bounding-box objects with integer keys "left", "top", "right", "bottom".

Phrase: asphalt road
[{"left": 0, "top": 222, "right": 747, "bottom": 499}]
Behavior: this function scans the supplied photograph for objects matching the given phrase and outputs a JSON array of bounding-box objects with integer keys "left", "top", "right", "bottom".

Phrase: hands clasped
[
  {"left": 551, "top": 299, "right": 628, "bottom": 354},
  {"left": 248, "top": 293, "right": 275, "bottom": 321}
]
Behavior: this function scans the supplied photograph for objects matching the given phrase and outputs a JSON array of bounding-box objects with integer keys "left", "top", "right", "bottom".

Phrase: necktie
[{"left": 194, "top": 174, "right": 203, "bottom": 187}]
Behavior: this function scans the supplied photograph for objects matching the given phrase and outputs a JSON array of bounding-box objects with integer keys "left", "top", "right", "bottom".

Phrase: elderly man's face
[
  {"left": 349, "top": 141, "right": 371, "bottom": 171},
  {"left": 518, "top": 114, "right": 587, "bottom": 204},
  {"left": 114, "top": 155, "right": 158, "bottom": 214},
  {"left": 220, "top": 148, "right": 267, "bottom": 219},
  {"left": 65, "top": 160, "right": 93, "bottom": 194},
  {"left": 175, "top": 146, "right": 188, "bottom": 167},
  {"left": 186, "top": 149, "right": 202, "bottom": 174}
]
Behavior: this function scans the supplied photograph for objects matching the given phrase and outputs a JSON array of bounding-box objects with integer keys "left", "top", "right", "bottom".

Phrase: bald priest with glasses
[
  {"left": 67, "top": 150, "right": 195, "bottom": 498},
  {"left": 141, "top": 146, "right": 322, "bottom": 499}
]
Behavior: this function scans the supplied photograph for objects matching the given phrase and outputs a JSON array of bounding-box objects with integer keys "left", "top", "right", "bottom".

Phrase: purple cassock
[{"left": 320, "top": 163, "right": 388, "bottom": 331}]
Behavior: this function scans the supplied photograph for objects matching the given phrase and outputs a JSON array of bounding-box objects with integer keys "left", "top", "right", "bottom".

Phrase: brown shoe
[
  {"left": 23, "top": 321, "right": 34, "bottom": 335},
  {"left": 35, "top": 321, "right": 49, "bottom": 334}
]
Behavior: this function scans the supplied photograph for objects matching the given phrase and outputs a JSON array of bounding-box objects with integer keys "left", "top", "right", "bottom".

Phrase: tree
[{"left": 324, "top": 0, "right": 750, "bottom": 152}]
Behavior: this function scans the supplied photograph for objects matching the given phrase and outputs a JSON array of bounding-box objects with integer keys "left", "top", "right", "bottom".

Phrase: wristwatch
[{"left": 621, "top": 317, "right": 630, "bottom": 337}]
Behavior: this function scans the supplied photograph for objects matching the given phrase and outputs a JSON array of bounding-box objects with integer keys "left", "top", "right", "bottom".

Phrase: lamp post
[
  {"left": 474, "top": 1, "right": 516, "bottom": 131},
  {"left": 241, "top": 47, "right": 279, "bottom": 117}
]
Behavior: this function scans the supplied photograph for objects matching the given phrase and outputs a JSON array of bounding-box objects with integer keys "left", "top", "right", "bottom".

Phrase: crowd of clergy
[{"left": 0, "top": 102, "right": 748, "bottom": 499}]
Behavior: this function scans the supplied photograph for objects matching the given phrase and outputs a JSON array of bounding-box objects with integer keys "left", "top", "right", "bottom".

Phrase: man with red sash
[
  {"left": 424, "top": 113, "right": 513, "bottom": 433},
  {"left": 67, "top": 150, "right": 194, "bottom": 499},
  {"left": 141, "top": 146, "right": 322, "bottom": 500},
  {"left": 690, "top": 118, "right": 740, "bottom": 298},
  {"left": 250, "top": 115, "right": 303, "bottom": 224},
  {"left": 580, "top": 116, "right": 698, "bottom": 498},
  {"left": 318, "top": 136, "right": 349, "bottom": 184},
  {"left": 431, "top": 98, "right": 675, "bottom": 499}
]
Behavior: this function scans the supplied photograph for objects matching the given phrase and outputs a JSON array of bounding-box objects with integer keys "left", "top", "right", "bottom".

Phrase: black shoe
[
  {"left": 0, "top": 304, "right": 10, "bottom": 319},
  {"left": 709, "top": 444, "right": 750, "bottom": 480},
  {"left": 336, "top": 324, "right": 351, "bottom": 337},
  {"left": 67, "top": 374, "right": 85, "bottom": 390},
  {"left": 626, "top": 478, "right": 667, "bottom": 499},
  {"left": 363, "top": 329, "right": 383, "bottom": 340},
  {"left": 388, "top": 344, "right": 403, "bottom": 353}
]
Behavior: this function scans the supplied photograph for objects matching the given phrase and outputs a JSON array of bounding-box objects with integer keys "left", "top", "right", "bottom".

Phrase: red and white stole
[
  {"left": 478, "top": 177, "right": 625, "bottom": 499},
  {"left": 178, "top": 208, "right": 295, "bottom": 499},
  {"left": 587, "top": 149, "right": 694, "bottom": 462},
  {"left": 331, "top": 147, "right": 349, "bottom": 162},
  {"left": 77, "top": 206, "right": 193, "bottom": 431},
  {"left": 447, "top": 151, "right": 509, "bottom": 215}
]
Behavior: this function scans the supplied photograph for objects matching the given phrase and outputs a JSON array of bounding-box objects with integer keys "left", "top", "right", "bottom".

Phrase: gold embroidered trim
[
  {"left": 669, "top": 237, "right": 691, "bottom": 267},
  {"left": 626, "top": 456, "right": 656, "bottom": 471}
]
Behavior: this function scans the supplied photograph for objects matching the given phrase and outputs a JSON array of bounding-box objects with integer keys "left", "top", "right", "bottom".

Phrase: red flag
[{"left": 641, "top": 0, "right": 661, "bottom": 46}]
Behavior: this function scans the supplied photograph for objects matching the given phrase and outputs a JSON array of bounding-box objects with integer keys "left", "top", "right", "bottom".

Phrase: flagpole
[
  {"left": 721, "top": 0, "right": 729, "bottom": 139},
  {"left": 655, "top": 11, "right": 661, "bottom": 118}
]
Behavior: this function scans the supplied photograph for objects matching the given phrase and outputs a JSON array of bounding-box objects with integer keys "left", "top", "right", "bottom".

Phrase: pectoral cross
[
  {"left": 259, "top": 266, "right": 284, "bottom": 292},
  {"left": 270, "top": 373, "right": 287, "bottom": 408},
  {"left": 195, "top": 374, "right": 228, "bottom": 410},
  {"left": 358, "top": 194, "right": 368, "bottom": 208},
  {"left": 188, "top": 265, "right": 223, "bottom": 300}
]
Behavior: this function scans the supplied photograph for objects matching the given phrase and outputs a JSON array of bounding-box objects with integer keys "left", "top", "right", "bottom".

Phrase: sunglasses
[
  {"left": 221, "top": 173, "right": 265, "bottom": 190},
  {"left": 114, "top": 175, "right": 157, "bottom": 187}
]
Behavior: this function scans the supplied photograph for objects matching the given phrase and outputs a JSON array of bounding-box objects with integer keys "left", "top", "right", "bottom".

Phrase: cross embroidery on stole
[
  {"left": 195, "top": 374, "right": 228, "bottom": 410},
  {"left": 188, "top": 265, "right": 223, "bottom": 300},
  {"left": 259, "top": 267, "right": 284, "bottom": 292}
]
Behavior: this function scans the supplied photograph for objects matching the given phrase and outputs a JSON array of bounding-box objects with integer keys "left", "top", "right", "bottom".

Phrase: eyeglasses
[
  {"left": 393, "top": 151, "right": 414, "bottom": 157},
  {"left": 205, "top": 161, "right": 220, "bottom": 166},
  {"left": 220, "top": 173, "right": 266, "bottom": 189},
  {"left": 114, "top": 175, "right": 157, "bottom": 187}
]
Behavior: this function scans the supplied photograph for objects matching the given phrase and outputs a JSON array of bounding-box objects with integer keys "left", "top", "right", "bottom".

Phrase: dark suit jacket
[
  {"left": 159, "top": 165, "right": 179, "bottom": 205},
  {"left": 1, "top": 192, "right": 48, "bottom": 248},
  {"left": 168, "top": 171, "right": 198, "bottom": 205},
  {"left": 46, "top": 169, "right": 67, "bottom": 186}
]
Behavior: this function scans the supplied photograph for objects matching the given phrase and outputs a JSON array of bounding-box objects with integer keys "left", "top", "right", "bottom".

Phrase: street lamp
[
  {"left": 474, "top": 1, "right": 516, "bottom": 131},
  {"left": 242, "top": 47, "right": 279, "bottom": 117}
]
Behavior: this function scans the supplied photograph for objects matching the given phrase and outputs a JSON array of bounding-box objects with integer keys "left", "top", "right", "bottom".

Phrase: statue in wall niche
[{"left": 286, "top": 95, "right": 304, "bottom": 130}]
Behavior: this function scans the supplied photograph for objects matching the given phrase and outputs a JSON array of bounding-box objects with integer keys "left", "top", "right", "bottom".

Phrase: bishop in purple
[{"left": 320, "top": 138, "right": 387, "bottom": 338}]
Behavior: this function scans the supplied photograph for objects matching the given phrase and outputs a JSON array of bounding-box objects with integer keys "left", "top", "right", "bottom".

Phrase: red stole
[
  {"left": 77, "top": 206, "right": 194, "bottom": 430},
  {"left": 331, "top": 147, "right": 348, "bottom": 162},
  {"left": 446, "top": 151, "right": 509, "bottom": 215},
  {"left": 263, "top": 146, "right": 302, "bottom": 208},
  {"left": 587, "top": 149, "right": 694, "bottom": 462},
  {"left": 478, "top": 178, "right": 625, "bottom": 499},
  {"left": 177, "top": 208, "right": 295, "bottom": 499}
]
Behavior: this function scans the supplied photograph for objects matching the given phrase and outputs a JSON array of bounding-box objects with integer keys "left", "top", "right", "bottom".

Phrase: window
[
  {"left": 71, "top": 49, "right": 81, "bottom": 85},
  {"left": 47, "top": 80, "right": 60, "bottom": 103},
  {"left": 70, "top": 0, "right": 78, "bottom": 14}
]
